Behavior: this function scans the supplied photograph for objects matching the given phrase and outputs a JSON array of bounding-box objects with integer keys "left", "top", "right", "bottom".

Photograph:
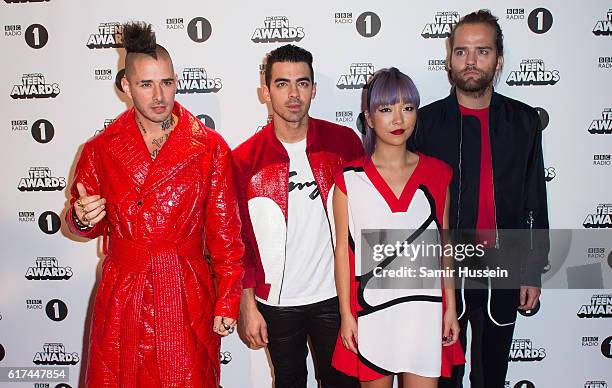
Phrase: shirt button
[{"left": 137, "top": 200, "right": 143, "bottom": 206}]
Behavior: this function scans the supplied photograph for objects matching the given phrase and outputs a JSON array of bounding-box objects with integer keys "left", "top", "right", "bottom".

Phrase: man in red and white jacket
[{"left": 233, "top": 44, "right": 362, "bottom": 388}]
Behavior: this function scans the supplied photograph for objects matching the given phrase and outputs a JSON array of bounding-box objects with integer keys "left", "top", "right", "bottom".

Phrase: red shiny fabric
[{"left": 66, "top": 102, "right": 244, "bottom": 387}]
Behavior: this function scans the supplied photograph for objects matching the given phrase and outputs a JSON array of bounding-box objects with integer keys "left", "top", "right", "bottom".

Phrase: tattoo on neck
[
  {"left": 161, "top": 115, "right": 174, "bottom": 130},
  {"left": 136, "top": 116, "right": 146, "bottom": 134}
]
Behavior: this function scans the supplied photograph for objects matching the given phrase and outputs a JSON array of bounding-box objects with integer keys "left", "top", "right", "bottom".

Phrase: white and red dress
[{"left": 331, "top": 153, "right": 464, "bottom": 381}]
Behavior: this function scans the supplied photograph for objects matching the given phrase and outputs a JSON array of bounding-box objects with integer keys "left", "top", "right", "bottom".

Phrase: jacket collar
[
  {"left": 101, "top": 101, "right": 209, "bottom": 197},
  {"left": 262, "top": 116, "right": 318, "bottom": 157},
  {"left": 444, "top": 87, "right": 502, "bottom": 113}
]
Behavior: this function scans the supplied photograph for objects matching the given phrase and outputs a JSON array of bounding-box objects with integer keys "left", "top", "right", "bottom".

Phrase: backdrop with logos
[{"left": 1, "top": 1, "right": 611, "bottom": 387}]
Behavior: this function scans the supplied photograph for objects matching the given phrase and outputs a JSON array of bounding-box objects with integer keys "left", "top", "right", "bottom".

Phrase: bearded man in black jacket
[{"left": 414, "top": 10, "right": 550, "bottom": 388}]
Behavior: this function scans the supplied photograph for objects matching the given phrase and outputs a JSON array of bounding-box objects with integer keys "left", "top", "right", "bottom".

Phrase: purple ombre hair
[{"left": 362, "top": 67, "right": 420, "bottom": 156}]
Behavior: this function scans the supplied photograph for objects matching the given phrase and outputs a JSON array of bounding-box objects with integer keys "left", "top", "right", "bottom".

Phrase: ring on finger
[
  {"left": 83, "top": 214, "right": 88, "bottom": 222},
  {"left": 76, "top": 199, "right": 84, "bottom": 209}
]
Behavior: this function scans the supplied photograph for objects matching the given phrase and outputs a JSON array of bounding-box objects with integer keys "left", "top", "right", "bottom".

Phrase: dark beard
[{"left": 451, "top": 68, "right": 495, "bottom": 97}]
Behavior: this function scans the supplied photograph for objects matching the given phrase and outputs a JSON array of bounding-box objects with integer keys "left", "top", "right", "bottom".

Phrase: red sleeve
[
  {"left": 231, "top": 148, "right": 258, "bottom": 289},
  {"left": 204, "top": 135, "right": 245, "bottom": 319},
  {"left": 333, "top": 168, "right": 347, "bottom": 195},
  {"left": 65, "top": 141, "right": 107, "bottom": 239}
]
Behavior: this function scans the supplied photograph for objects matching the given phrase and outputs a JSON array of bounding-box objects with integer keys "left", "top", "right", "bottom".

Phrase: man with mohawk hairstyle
[{"left": 65, "top": 21, "right": 244, "bottom": 387}]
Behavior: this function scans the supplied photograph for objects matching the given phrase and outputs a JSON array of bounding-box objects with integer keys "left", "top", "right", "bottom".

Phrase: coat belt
[{"left": 107, "top": 234, "right": 203, "bottom": 387}]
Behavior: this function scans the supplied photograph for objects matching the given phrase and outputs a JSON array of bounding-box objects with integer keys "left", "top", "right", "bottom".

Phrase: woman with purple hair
[{"left": 330, "top": 67, "right": 464, "bottom": 387}]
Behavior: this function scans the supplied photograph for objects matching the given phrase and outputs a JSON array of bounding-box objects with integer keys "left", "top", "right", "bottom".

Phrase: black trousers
[
  {"left": 258, "top": 297, "right": 358, "bottom": 388},
  {"left": 438, "top": 289, "right": 518, "bottom": 388}
]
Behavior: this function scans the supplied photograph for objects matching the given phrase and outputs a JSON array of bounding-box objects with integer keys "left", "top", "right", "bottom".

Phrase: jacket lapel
[
  {"left": 139, "top": 103, "right": 209, "bottom": 197},
  {"left": 103, "top": 108, "right": 152, "bottom": 191}
]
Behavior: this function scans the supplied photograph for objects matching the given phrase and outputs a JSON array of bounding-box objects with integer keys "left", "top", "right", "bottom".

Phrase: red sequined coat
[{"left": 66, "top": 102, "right": 244, "bottom": 388}]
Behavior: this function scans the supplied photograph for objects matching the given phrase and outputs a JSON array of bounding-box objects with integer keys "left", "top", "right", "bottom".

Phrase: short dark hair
[
  {"left": 264, "top": 44, "right": 314, "bottom": 87},
  {"left": 449, "top": 9, "right": 504, "bottom": 57},
  {"left": 122, "top": 21, "right": 172, "bottom": 78}
]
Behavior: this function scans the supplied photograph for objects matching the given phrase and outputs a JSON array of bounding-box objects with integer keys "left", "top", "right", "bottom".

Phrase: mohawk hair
[{"left": 122, "top": 21, "right": 158, "bottom": 58}]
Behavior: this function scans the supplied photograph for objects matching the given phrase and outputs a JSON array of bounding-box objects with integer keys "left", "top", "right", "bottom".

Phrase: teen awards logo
[
  {"left": 10, "top": 73, "right": 60, "bottom": 99},
  {"left": 588, "top": 108, "right": 612, "bottom": 134},
  {"left": 578, "top": 294, "right": 612, "bottom": 318},
  {"left": 594, "top": 154, "right": 611, "bottom": 167},
  {"left": 219, "top": 351, "right": 232, "bottom": 365},
  {"left": 251, "top": 16, "right": 304, "bottom": 43},
  {"left": 583, "top": 204, "right": 612, "bottom": 228},
  {"left": 86, "top": 22, "right": 123, "bottom": 49},
  {"left": 33, "top": 343, "right": 79, "bottom": 365},
  {"left": 336, "top": 63, "right": 374, "bottom": 89},
  {"left": 593, "top": 9, "right": 612, "bottom": 36},
  {"left": 506, "top": 59, "right": 559, "bottom": 86},
  {"left": 508, "top": 339, "right": 546, "bottom": 362},
  {"left": 544, "top": 167, "right": 556, "bottom": 182},
  {"left": 585, "top": 382, "right": 608, "bottom": 388},
  {"left": 177, "top": 67, "right": 222, "bottom": 94},
  {"left": 25, "top": 257, "right": 73, "bottom": 281},
  {"left": 421, "top": 11, "right": 459, "bottom": 38},
  {"left": 18, "top": 167, "right": 66, "bottom": 192},
  {"left": 427, "top": 59, "right": 446, "bottom": 71}
]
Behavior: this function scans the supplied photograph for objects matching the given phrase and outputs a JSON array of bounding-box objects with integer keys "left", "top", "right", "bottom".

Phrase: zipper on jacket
[
  {"left": 277, "top": 228, "right": 288, "bottom": 304},
  {"left": 527, "top": 210, "right": 534, "bottom": 250}
]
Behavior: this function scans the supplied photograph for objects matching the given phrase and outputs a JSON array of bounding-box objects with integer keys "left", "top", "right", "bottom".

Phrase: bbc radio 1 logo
[
  {"left": 506, "top": 8, "right": 525, "bottom": 20},
  {"left": 593, "top": 9, "right": 612, "bottom": 36},
  {"left": 427, "top": 59, "right": 446, "bottom": 72},
  {"left": 39, "top": 211, "right": 61, "bottom": 234},
  {"left": 26, "top": 299, "right": 68, "bottom": 321},
  {"left": 10, "top": 73, "right": 60, "bottom": 99},
  {"left": 421, "top": 11, "right": 459, "bottom": 38},
  {"left": 18, "top": 167, "right": 66, "bottom": 192},
  {"left": 508, "top": 339, "right": 546, "bottom": 362},
  {"left": 602, "top": 336, "right": 612, "bottom": 358},
  {"left": 166, "top": 18, "right": 185, "bottom": 30},
  {"left": 25, "top": 257, "right": 73, "bottom": 281},
  {"left": 594, "top": 154, "right": 611, "bottom": 167},
  {"left": 337, "top": 63, "right": 374, "bottom": 89},
  {"left": 251, "top": 16, "right": 304, "bottom": 43},
  {"left": 177, "top": 67, "right": 222, "bottom": 94},
  {"left": 86, "top": 22, "right": 122, "bottom": 49},
  {"left": 335, "top": 111, "right": 354, "bottom": 124},
  {"left": 506, "top": 59, "right": 559, "bottom": 86},
  {"left": 578, "top": 294, "right": 612, "bottom": 318},
  {"left": 220, "top": 351, "right": 232, "bottom": 365},
  {"left": 19, "top": 211, "right": 36, "bottom": 222},
  {"left": 197, "top": 114, "right": 215, "bottom": 129},
  {"left": 599, "top": 56, "right": 612, "bottom": 70},
  {"left": 4, "top": 23, "right": 48, "bottom": 48},
  {"left": 94, "top": 69, "right": 112, "bottom": 81},
  {"left": 11, "top": 119, "right": 55, "bottom": 143},
  {"left": 334, "top": 12, "right": 353, "bottom": 24},
  {"left": 585, "top": 382, "right": 608, "bottom": 388},
  {"left": 33, "top": 343, "right": 79, "bottom": 365},
  {"left": 583, "top": 204, "right": 612, "bottom": 228},
  {"left": 512, "top": 381, "right": 536, "bottom": 388},
  {"left": 588, "top": 108, "right": 612, "bottom": 134}
]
